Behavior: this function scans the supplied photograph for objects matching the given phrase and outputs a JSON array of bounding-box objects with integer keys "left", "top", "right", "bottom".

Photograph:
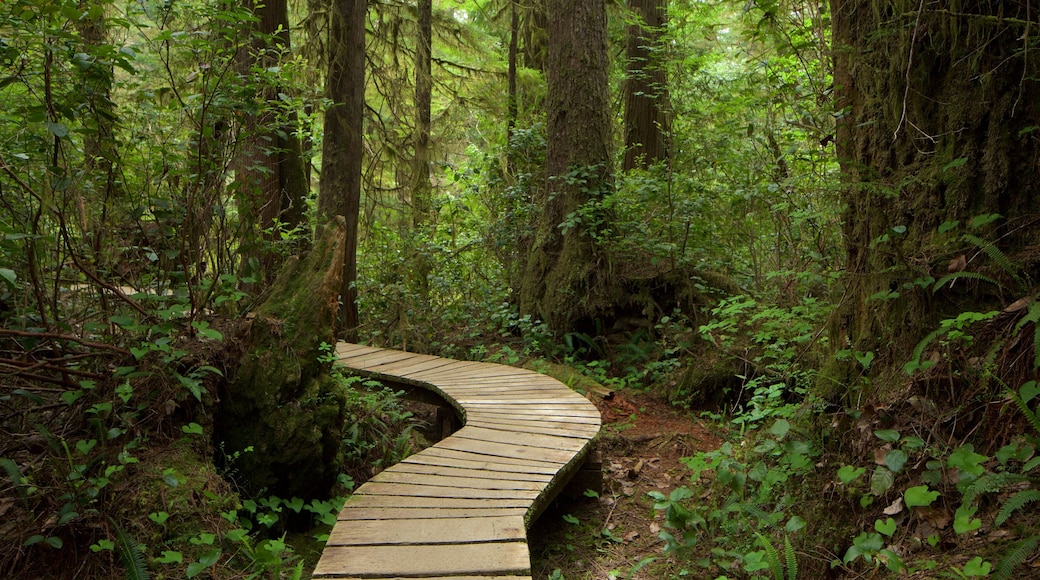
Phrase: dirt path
[{"left": 529, "top": 390, "right": 722, "bottom": 579}]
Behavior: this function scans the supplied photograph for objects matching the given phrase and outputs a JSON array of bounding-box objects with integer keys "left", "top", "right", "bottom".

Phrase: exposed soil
[{"left": 529, "top": 389, "right": 722, "bottom": 579}]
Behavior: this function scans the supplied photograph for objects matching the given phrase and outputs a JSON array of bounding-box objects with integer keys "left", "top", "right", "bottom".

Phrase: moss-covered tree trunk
[
  {"left": 217, "top": 218, "right": 348, "bottom": 499},
  {"left": 519, "top": 0, "right": 614, "bottom": 334},
  {"left": 830, "top": 0, "right": 1040, "bottom": 401}
]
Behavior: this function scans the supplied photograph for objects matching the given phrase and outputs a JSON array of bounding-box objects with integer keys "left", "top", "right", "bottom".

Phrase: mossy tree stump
[{"left": 218, "top": 217, "right": 348, "bottom": 499}]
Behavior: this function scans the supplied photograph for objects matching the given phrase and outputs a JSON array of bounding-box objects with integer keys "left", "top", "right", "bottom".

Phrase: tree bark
[
  {"left": 622, "top": 0, "right": 670, "bottom": 171},
  {"left": 519, "top": 0, "right": 614, "bottom": 334},
  {"left": 236, "top": 0, "right": 310, "bottom": 281},
  {"left": 412, "top": 0, "right": 433, "bottom": 229},
  {"left": 830, "top": 0, "right": 1040, "bottom": 401},
  {"left": 318, "top": 0, "right": 367, "bottom": 341},
  {"left": 218, "top": 217, "right": 348, "bottom": 499}
]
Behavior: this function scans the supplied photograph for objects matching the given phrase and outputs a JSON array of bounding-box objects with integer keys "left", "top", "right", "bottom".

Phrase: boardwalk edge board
[{"left": 314, "top": 343, "right": 602, "bottom": 579}]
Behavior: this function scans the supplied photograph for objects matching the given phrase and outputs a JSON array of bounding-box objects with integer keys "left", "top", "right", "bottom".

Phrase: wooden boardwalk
[{"left": 313, "top": 343, "right": 602, "bottom": 579}]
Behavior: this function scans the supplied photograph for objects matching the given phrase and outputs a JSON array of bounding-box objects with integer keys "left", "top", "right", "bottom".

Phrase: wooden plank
[
  {"left": 355, "top": 481, "right": 541, "bottom": 501},
  {"left": 466, "top": 418, "right": 600, "bottom": 439},
  {"left": 371, "top": 470, "right": 546, "bottom": 491},
  {"left": 436, "top": 435, "right": 577, "bottom": 464},
  {"left": 433, "top": 381, "right": 568, "bottom": 392},
  {"left": 465, "top": 410, "right": 601, "bottom": 425},
  {"left": 335, "top": 343, "right": 383, "bottom": 358},
  {"left": 326, "top": 515, "right": 526, "bottom": 546},
  {"left": 457, "top": 405, "right": 601, "bottom": 419},
  {"left": 364, "top": 356, "right": 457, "bottom": 376},
  {"left": 335, "top": 494, "right": 529, "bottom": 509},
  {"left": 388, "top": 462, "right": 554, "bottom": 483},
  {"left": 406, "top": 360, "right": 490, "bottom": 378},
  {"left": 338, "top": 350, "right": 421, "bottom": 368},
  {"left": 413, "top": 366, "right": 531, "bottom": 382},
  {"left": 318, "top": 342, "right": 602, "bottom": 579},
  {"left": 453, "top": 427, "right": 589, "bottom": 453},
  {"left": 452, "top": 396, "right": 592, "bottom": 405},
  {"left": 437, "top": 375, "right": 563, "bottom": 385},
  {"left": 312, "top": 542, "right": 531, "bottom": 578},
  {"left": 403, "top": 448, "right": 562, "bottom": 474},
  {"left": 337, "top": 507, "right": 529, "bottom": 521}
]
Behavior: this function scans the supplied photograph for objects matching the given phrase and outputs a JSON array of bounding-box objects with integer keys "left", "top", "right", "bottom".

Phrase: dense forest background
[{"left": 1, "top": 0, "right": 1039, "bottom": 577}]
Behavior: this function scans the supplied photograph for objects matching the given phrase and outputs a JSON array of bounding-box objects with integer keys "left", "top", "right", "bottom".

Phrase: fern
[
  {"left": 962, "top": 233, "right": 1020, "bottom": 282},
  {"left": 1013, "top": 301, "right": 1040, "bottom": 370},
  {"left": 993, "top": 534, "right": 1040, "bottom": 580},
  {"left": 756, "top": 533, "right": 784, "bottom": 580},
  {"left": 1010, "top": 390, "right": 1040, "bottom": 437},
  {"left": 111, "top": 521, "right": 149, "bottom": 580},
  {"left": 908, "top": 326, "right": 945, "bottom": 370},
  {"left": 784, "top": 535, "right": 798, "bottom": 580},
  {"left": 996, "top": 489, "right": 1040, "bottom": 526},
  {"left": 1023, "top": 456, "right": 1040, "bottom": 473},
  {"left": 933, "top": 271, "right": 1002, "bottom": 293},
  {"left": 962, "top": 471, "right": 1029, "bottom": 505}
]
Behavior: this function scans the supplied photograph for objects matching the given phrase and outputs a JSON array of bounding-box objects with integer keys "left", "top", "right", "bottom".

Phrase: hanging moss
[{"left": 217, "top": 217, "right": 348, "bottom": 499}]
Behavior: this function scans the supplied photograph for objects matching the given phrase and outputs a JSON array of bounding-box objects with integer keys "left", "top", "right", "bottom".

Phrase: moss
[{"left": 217, "top": 218, "right": 349, "bottom": 499}]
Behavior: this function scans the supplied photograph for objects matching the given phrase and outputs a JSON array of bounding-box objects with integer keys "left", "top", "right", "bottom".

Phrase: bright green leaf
[
  {"left": 875, "top": 517, "right": 896, "bottom": 537},
  {"left": 837, "top": 465, "right": 866, "bottom": 485},
  {"left": 904, "top": 485, "right": 940, "bottom": 508}
]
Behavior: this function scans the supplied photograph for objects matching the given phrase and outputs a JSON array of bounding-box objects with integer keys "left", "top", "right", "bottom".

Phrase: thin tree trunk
[
  {"left": 237, "top": 0, "right": 310, "bottom": 281},
  {"left": 318, "top": 0, "right": 367, "bottom": 340},
  {"left": 412, "top": 0, "right": 433, "bottom": 229}
]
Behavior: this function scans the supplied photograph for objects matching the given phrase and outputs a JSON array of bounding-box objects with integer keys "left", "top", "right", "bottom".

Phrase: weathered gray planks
[{"left": 312, "top": 343, "right": 601, "bottom": 579}]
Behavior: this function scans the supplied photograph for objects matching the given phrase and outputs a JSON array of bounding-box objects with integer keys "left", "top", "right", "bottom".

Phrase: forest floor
[{"left": 528, "top": 390, "right": 723, "bottom": 579}]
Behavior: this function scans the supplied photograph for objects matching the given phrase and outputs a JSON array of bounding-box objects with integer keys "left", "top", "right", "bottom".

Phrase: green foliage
[
  {"left": 699, "top": 295, "right": 830, "bottom": 424},
  {"left": 994, "top": 536, "right": 1040, "bottom": 580},
  {"left": 112, "top": 521, "right": 149, "bottom": 580}
]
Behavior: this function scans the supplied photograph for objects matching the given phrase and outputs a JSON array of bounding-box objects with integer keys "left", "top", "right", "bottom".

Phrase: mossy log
[{"left": 217, "top": 217, "right": 348, "bottom": 499}]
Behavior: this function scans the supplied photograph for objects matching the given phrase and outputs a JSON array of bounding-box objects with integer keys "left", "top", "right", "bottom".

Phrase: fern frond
[
  {"left": 933, "top": 271, "right": 1002, "bottom": 293},
  {"left": 1023, "top": 456, "right": 1040, "bottom": 473},
  {"left": 111, "top": 521, "right": 150, "bottom": 580},
  {"left": 784, "top": 535, "right": 798, "bottom": 580},
  {"left": 909, "top": 327, "right": 946, "bottom": 370},
  {"left": 0, "top": 457, "right": 22, "bottom": 486},
  {"left": 962, "top": 233, "right": 1019, "bottom": 280},
  {"left": 1009, "top": 390, "right": 1040, "bottom": 437},
  {"left": 963, "top": 472, "right": 1030, "bottom": 505},
  {"left": 1014, "top": 302, "right": 1040, "bottom": 370},
  {"left": 993, "top": 534, "right": 1040, "bottom": 580},
  {"left": 755, "top": 533, "right": 784, "bottom": 580},
  {"left": 996, "top": 489, "right": 1040, "bottom": 526}
]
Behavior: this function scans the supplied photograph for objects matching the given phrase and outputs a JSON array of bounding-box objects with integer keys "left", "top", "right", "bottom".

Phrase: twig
[{"left": 0, "top": 329, "right": 131, "bottom": 356}]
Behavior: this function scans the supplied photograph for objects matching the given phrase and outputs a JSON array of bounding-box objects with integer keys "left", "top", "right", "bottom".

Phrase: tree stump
[{"left": 217, "top": 217, "right": 348, "bottom": 499}]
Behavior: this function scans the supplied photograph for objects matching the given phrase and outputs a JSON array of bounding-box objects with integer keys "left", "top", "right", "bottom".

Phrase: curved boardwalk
[{"left": 313, "top": 343, "right": 602, "bottom": 579}]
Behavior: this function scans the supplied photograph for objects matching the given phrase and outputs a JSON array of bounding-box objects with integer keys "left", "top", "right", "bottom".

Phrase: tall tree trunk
[
  {"left": 318, "top": 0, "right": 367, "bottom": 341},
  {"left": 505, "top": 0, "right": 520, "bottom": 176},
  {"left": 519, "top": 0, "right": 614, "bottom": 334},
  {"left": 830, "top": 0, "right": 1040, "bottom": 403},
  {"left": 507, "top": 0, "right": 519, "bottom": 136},
  {"left": 237, "top": 0, "right": 310, "bottom": 282},
  {"left": 412, "top": 0, "right": 433, "bottom": 229},
  {"left": 622, "top": 0, "right": 670, "bottom": 171}
]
